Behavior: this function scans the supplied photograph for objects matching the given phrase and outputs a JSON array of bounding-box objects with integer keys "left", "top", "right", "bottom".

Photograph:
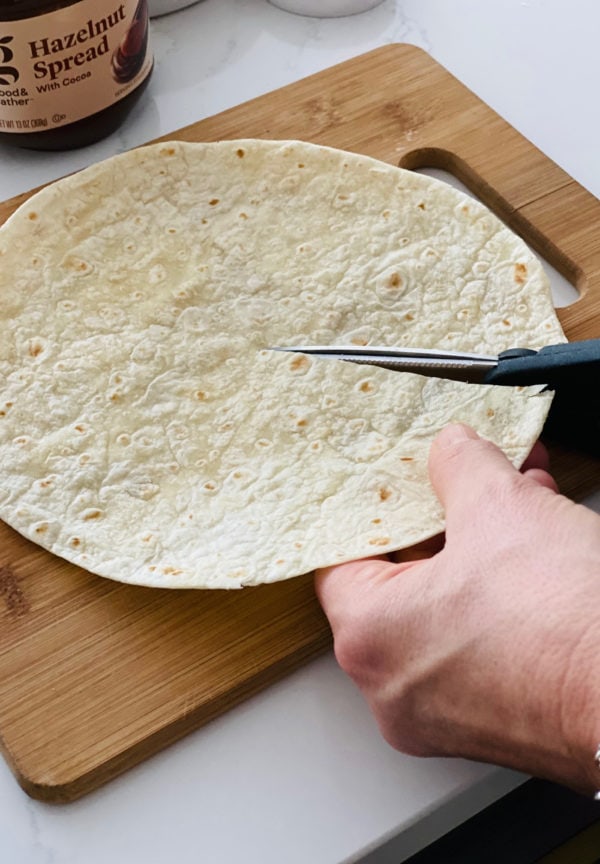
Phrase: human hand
[{"left": 315, "top": 424, "right": 600, "bottom": 794}]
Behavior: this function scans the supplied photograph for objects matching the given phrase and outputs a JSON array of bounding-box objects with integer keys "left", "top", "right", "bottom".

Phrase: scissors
[{"left": 272, "top": 339, "right": 600, "bottom": 455}]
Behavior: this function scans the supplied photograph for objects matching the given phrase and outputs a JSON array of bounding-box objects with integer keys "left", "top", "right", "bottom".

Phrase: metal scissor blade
[{"left": 270, "top": 345, "right": 499, "bottom": 384}]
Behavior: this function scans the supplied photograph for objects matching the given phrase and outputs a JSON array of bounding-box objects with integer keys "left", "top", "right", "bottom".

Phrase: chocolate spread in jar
[{"left": 0, "top": 0, "right": 153, "bottom": 150}]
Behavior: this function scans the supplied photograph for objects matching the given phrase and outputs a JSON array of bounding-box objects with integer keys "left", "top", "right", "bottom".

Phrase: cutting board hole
[{"left": 413, "top": 166, "right": 578, "bottom": 309}]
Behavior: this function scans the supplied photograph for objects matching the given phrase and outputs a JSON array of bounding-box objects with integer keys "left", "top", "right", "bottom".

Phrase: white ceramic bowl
[
  {"left": 267, "top": 0, "right": 384, "bottom": 16},
  {"left": 149, "top": 0, "right": 203, "bottom": 17}
]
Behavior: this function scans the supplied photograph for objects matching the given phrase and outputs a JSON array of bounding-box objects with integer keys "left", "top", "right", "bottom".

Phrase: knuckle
[
  {"left": 470, "top": 469, "right": 529, "bottom": 520},
  {"left": 373, "top": 693, "right": 432, "bottom": 757},
  {"left": 333, "top": 625, "right": 373, "bottom": 681},
  {"left": 331, "top": 610, "right": 384, "bottom": 684},
  {"left": 491, "top": 471, "right": 549, "bottom": 526},
  {"left": 381, "top": 726, "right": 429, "bottom": 757}
]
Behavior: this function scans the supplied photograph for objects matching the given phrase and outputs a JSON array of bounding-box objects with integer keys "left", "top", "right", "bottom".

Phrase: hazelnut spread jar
[{"left": 0, "top": 0, "right": 152, "bottom": 149}]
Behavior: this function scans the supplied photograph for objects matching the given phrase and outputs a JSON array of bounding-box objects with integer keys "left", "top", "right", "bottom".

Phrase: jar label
[{"left": 0, "top": 0, "right": 152, "bottom": 133}]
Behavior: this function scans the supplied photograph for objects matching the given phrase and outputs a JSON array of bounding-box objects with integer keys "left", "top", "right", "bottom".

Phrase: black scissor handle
[
  {"left": 483, "top": 340, "right": 600, "bottom": 456},
  {"left": 483, "top": 339, "right": 600, "bottom": 388},
  {"left": 543, "top": 385, "right": 600, "bottom": 457}
]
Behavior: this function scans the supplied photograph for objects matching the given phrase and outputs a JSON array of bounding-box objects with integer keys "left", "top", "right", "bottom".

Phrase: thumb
[{"left": 428, "top": 423, "right": 518, "bottom": 525}]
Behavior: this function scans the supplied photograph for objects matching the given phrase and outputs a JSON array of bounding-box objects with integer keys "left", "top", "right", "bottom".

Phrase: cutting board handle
[
  {"left": 398, "top": 143, "right": 599, "bottom": 342},
  {"left": 370, "top": 41, "right": 600, "bottom": 342}
]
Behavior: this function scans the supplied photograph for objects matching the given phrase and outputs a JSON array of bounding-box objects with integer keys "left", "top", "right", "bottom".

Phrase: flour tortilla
[{"left": 0, "top": 140, "right": 563, "bottom": 588}]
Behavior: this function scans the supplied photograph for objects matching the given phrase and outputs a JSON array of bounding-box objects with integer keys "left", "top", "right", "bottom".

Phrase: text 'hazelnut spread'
[{"left": 0, "top": 0, "right": 153, "bottom": 149}]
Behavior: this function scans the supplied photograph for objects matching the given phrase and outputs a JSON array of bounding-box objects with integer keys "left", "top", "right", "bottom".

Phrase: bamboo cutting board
[{"left": 1, "top": 44, "right": 600, "bottom": 803}]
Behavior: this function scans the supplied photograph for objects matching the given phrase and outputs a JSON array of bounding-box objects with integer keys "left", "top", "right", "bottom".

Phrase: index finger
[{"left": 314, "top": 556, "right": 392, "bottom": 630}]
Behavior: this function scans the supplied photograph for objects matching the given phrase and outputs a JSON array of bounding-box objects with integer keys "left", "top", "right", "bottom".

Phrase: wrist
[
  {"left": 555, "top": 612, "right": 600, "bottom": 796},
  {"left": 484, "top": 593, "right": 600, "bottom": 795}
]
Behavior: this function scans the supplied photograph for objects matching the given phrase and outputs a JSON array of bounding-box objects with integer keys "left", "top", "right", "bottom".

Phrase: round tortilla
[{"left": 0, "top": 140, "right": 563, "bottom": 588}]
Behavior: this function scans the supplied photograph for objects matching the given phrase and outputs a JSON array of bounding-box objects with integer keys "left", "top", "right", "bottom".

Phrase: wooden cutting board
[{"left": 1, "top": 44, "right": 600, "bottom": 803}]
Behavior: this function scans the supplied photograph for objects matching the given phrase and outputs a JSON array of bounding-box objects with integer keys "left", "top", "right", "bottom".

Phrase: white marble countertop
[{"left": 1, "top": 1, "right": 599, "bottom": 862}]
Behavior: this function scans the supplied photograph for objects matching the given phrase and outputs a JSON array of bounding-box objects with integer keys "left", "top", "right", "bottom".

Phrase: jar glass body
[{"left": 0, "top": 0, "right": 153, "bottom": 150}]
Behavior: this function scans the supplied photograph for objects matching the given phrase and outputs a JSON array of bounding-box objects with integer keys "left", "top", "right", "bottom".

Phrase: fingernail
[{"left": 437, "top": 423, "right": 478, "bottom": 447}]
